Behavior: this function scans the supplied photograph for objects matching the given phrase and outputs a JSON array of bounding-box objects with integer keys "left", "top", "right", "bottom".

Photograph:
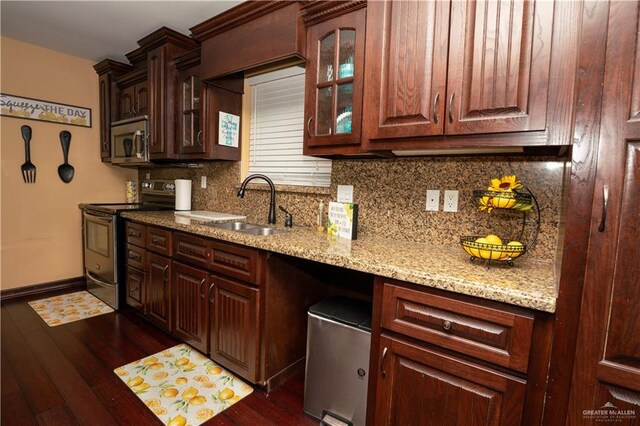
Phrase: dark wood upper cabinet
[
  {"left": 362, "top": 0, "right": 554, "bottom": 149},
  {"left": 567, "top": 2, "right": 640, "bottom": 421},
  {"left": 93, "top": 59, "right": 133, "bottom": 162},
  {"left": 172, "top": 262, "right": 209, "bottom": 353},
  {"left": 191, "top": 1, "right": 305, "bottom": 80},
  {"left": 363, "top": 0, "right": 449, "bottom": 140},
  {"left": 173, "top": 50, "right": 243, "bottom": 161},
  {"left": 302, "top": 2, "right": 366, "bottom": 155}
]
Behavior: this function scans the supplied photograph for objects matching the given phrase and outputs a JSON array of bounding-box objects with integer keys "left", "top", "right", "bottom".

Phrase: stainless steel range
[{"left": 79, "top": 180, "right": 176, "bottom": 309}]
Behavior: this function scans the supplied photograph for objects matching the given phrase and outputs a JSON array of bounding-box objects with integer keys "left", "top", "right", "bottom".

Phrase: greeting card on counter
[{"left": 327, "top": 202, "right": 358, "bottom": 240}]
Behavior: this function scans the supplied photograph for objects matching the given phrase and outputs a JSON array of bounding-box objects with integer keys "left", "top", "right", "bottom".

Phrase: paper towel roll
[{"left": 175, "top": 179, "right": 192, "bottom": 211}]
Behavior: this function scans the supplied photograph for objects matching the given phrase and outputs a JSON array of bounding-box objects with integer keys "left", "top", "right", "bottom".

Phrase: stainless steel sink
[
  {"left": 206, "top": 221, "right": 287, "bottom": 236},
  {"left": 206, "top": 221, "right": 262, "bottom": 231},
  {"left": 238, "top": 227, "right": 288, "bottom": 236}
]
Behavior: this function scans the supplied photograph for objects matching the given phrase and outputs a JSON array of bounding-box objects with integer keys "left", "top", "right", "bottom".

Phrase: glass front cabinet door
[
  {"left": 303, "top": 5, "right": 366, "bottom": 154},
  {"left": 179, "top": 71, "right": 204, "bottom": 155}
]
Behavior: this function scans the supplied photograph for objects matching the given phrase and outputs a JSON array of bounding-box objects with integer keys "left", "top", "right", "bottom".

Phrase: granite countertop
[{"left": 122, "top": 211, "right": 558, "bottom": 313}]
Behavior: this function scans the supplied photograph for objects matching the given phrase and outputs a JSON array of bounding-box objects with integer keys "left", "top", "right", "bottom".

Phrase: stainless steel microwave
[{"left": 111, "top": 115, "right": 150, "bottom": 165}]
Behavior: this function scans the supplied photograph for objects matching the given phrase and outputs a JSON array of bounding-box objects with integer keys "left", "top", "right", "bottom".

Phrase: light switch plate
[
  {"left": 337, "top": 185, "right": 354, "bottom": 203},
  {"left": 444, "top": 190, "right": 459, "bottom": 212},
  {"left": 426, "top": 190, "right": 440, "bottom": 211},
  {"left": 201, "top": 176, "right": 207, "bottom": 188}
]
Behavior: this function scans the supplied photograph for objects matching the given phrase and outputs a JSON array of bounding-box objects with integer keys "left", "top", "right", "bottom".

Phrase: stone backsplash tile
[{"left": 143, "top": 155, "right": 566, "bottom": 261}]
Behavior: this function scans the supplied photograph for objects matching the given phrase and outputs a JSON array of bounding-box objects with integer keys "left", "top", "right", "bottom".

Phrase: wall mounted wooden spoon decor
[{"left": 58, "top": 130, "right": 74, "bottom": 183}]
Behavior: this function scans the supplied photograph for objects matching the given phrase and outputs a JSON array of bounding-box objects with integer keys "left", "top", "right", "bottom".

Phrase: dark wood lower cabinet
[
  {"left": 375, "top": 334, "right": 526, "bottom": 426},
  {"left": 146, "top": 252, "right": 172, "bottom": 331},
  {"left": 125, "top": 266, "right": 145, "bottom": 313},
  {"left": 209, "top": 274, "right": 260, "bottom": 383},
  {"left": 172, "top": 262, "right": 209, "bottom": 353}
]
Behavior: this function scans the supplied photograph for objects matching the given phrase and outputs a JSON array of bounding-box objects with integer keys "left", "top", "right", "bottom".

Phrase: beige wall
[{"left": 1, "top": 37, "right": 137, "bottom": 290}]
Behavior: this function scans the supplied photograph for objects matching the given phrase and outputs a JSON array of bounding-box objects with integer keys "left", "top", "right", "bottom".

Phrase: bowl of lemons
[{"left": 460, "top": 234, "right": 525, "bottom": 264}]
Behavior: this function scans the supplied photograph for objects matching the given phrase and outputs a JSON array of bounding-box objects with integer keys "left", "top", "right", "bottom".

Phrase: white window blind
[{"left": 247, "top": 67, "right": 332, "bottom": 187}]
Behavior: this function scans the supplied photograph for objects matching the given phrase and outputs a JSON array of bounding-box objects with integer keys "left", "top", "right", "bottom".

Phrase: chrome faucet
[{"left": 237, "top": 174, "right": 276, "bottom": 224}]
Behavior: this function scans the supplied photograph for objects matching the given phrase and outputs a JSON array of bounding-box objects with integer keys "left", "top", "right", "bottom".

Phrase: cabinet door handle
[
  {"left": 162, "top": 264, "right": 169, "bottom": 282},
  {"left": 196, "top": 130, "right": 203, "bottom": 146},
  {"left": 306, "top": 117, "right": 313, "bottom": 138},
  {"left": 448, "top": 92, "right": 456, "bottom": 124},
  {"left": 443, "top": 320, "right": 452, "bottom": 330},
  {"left": 208, "top": 283, "right": 215, "bottom": 304},
  {"left": 380, "top": 346, "right": 388, "bottom": 378},
  {"left": 199, "top": 278, "right": 206, "bottom": 298},
  {"left": 598, "top": 185, "right": 609, "bottom": 232},
  {"left": 433, "top": 92, "right": 440, "bottom": 124}
]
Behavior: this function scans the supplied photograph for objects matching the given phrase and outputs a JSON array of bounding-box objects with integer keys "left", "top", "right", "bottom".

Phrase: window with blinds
[{"left": 247, "top": 67, "right": 332, "bottom": 187}]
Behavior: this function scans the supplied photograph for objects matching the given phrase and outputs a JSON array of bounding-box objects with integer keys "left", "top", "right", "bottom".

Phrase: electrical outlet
[
  {"left": 444, "top": 190, "right": 459, "bottom": 212},
  {"left": 426, "top": 190, "right": 440, "bottom": 211},
  {"left": 201, "top": 176, "right": 207, "bottom": 188}
]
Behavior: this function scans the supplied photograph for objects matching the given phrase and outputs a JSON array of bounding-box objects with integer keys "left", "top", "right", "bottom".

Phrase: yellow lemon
[
  {"left": 182, "top": 387, "right": 198, "bottom": 400},
  {"left": 161, "top": 388, "right": 179, "bottom": 398},
  {"left": 175, "top": 377, "right": 188, "bottom": 385},
  {"left": 183, "top": 363, "right": 197, "bottom": 371},
  {"left": 152, "top": 407, "right": 167, "bottom": 416},
  {"left": 152, "top": 371, "right": 169, "bottom": 380},
  {"left": 175, "top": 357, "right": 189, "bottom": 366},
  {"left": 189, "top": 396, "right": 207, "bottom": 405},
  {"left": 144, "top": 399, "right": 161, "bottom": 408},
  {"left": 207, "top": 366, "right": 223, "bottom": 375},
  {"left": 114, "top": 367, "right": 128, "bottom": 377},
  {"left": 491, "top": 195, "right": 516, "bottom": 209},
  {"left": 485, "top": 234, "right": 502, "bottom": 245},
  {"left": 506, "top": 241, "right": 524, "bottom": 258},
  {"left": 241, "top": 384, "right": 253, "bottom": 393},
  {"left": 127, "top": 376, "right": 144, "bottom": 387},
  {"left": 133, "top": 383, "right": 150, "bottom": 393},
  {"left": 195, "top": 409, "right": 215, "bottom": 421},
  {"left": 143, "top": 356, "right": 158, "bottom": 366},
  {"left": 218, "top": 388, "right": 235, "bottom": 400},
  {"left": 193, "top": 375, "right": 209, "bottom": 383},
  {"left": 148, "top": 362, "right": 164, "bottom": 370},
  {"left": 167, "top": 415, "right": 187, "bottom": 426}
]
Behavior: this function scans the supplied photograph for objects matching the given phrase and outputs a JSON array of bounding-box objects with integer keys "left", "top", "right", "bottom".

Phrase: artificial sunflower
[{"left": 488, "top": 175, "right": 523, "bottom": 192}]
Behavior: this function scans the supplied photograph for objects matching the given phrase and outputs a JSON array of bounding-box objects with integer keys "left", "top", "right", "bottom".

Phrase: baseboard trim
[{"left": 0, "top": 277, "right": 87, "bottom": 301}]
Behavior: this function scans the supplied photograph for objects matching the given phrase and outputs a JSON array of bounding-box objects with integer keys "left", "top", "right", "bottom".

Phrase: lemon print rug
[
  {"left": 114, "top": 343, "right": 253, "bottom": 426},
  {"left": 28, "top": 290, "right": 114, "bottom": 326}
]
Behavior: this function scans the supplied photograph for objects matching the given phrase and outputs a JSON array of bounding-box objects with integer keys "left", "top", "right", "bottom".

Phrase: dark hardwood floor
[{"left": 1, "top": 289, "right": 317, "bottom": 425}]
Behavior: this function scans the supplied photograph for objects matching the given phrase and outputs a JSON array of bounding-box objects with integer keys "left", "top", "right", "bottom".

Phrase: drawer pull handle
[
  {"left": 208, "top": 283, "right": 215, "bottom": 304},
  {"left": 433, "top": 92, "right": 440, "bottom": 124},
  {"left": 381, "top": 346, "right": 388, "bottom": 378},
  {"left": 448, "top": 92, "right": 456, "bottom": 124},
  {"left": 129, "top": 253, "right": 141, "bottom": 261},
  {"left": 598, "top": 185, "right": 609, "bottom": 232},
  {"left": 306, "top": 117, "right": 313, "bottom": 138},
  {"left": 162, "top": 265, "right": 169, "bottom": 282},
  {"left": 199, "top": 278, "right": 206, "bottom": 298},
  {"left": 443, "top": 320, "right": 452, "bottom": 331}
]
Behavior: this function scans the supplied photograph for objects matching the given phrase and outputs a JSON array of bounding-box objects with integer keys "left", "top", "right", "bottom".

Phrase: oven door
[{"left": 83, "top": 210, "right": 116, "bottom": 283}]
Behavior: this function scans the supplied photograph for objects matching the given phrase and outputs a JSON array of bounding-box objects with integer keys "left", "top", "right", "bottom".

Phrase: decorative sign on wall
[
  {"left": 0, "top": 93, "right": 92, "bottom": 127},
  {"left": 218, "top": 111, "right": 240, "bottom": 147}
]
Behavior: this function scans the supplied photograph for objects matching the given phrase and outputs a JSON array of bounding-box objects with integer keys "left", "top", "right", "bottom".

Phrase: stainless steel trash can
[{"left": 304, "top": 297, "right": 372, "bottom": 426}]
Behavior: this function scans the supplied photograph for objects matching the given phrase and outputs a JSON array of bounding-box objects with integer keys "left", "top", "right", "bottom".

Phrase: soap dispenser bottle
[{"left": 317, "top": 201, "right": 325, "bottom": 232}]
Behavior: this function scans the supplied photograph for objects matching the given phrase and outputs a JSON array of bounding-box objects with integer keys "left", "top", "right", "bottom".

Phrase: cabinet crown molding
[
  {"left": 301, "top": 0, "right": 366, "bottom": 26},
  {"left": 93, "top": 59, "right": 133, "bottom": 75},
  {"left": 190, "top": 1, "right": 301, "bottom": 41}
]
